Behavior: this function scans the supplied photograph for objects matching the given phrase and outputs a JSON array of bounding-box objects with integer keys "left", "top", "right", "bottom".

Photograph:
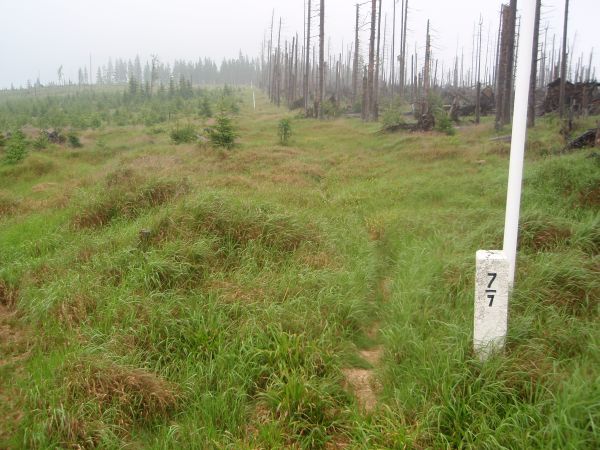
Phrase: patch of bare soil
[
  {"left": 342, "top": 345, "right": 383, "bottom": 413},
  {"left": 0, "top": 302, "right": 30, "bottom": 443}
]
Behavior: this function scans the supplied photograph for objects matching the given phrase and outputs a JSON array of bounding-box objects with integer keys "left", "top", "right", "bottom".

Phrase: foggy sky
[{"left": 0, "top": 0, "right": 598, "bottom": 88}]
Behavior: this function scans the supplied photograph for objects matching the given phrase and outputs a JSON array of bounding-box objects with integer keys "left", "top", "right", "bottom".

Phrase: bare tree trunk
[
  {"left": 318, "top": 0, "right": 325, "bottom": 118},
  {"left": 540, "top": 24, "right": 548, "bottom": 88},
  {"left": 366, "top": 0, "right": 377, "bottom": 120},
  {"left": 527, "top": 0, "right": 541, "bottom": 128},
  {"left": 390, "top": 0, "right": 397, "bottom": 100},
  {"left": 399, "top": 0, "right": 408, "bottom": 98},
  {"left": 495, "top": 4, "right": 509, "bottom": 130},
  {"left": 476, "top": 16, "right": 483, "bottom": 124},
  {"left": 422, "top": 19, "right": 431, "bottom": 116},
  {"left": 502, "top": 0, "right": 516, "bottom": 125},
  {"left": 352, "top": 3, "right": 360, "bottom": 105},
  {"left": 294, "top": 33, "right": 299, "bottom": 101},
  {"left": 276, "top": 18, "right": 282, "bottom": 106},
  {"left": 559, "top": 0, "right": 569, "bottom": 117},
  {"left": 361, "top": 66, "right": 368, "bottom": 120},
  {"left": 304, "top": 0, "right": 312, "bottom": 113},
  {"left": 374, "top": 0, "right": 382, "bottom": 120},
  {"left": 268, "top": 10, "right": 274, "bottom": 101}
]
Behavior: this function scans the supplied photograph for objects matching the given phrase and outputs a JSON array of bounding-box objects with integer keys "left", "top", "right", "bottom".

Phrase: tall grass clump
[
  {"left": 170, "top": 123, "right": 197, "bottom": 144},
  {"left": 72, "top": 169, "right": 189, "bottom": 228}
]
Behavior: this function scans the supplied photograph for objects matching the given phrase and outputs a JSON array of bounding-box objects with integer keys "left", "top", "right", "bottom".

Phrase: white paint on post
[
  {"left": 474, "top": 250, "right": 509, "bottom": 360},
  {"left": 503, "top": 0, "right": 537, "bottom": 287}
]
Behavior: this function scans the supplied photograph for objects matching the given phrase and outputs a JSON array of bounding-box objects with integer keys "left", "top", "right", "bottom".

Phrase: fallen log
[
  {"left": 564, "top": 128, "right": 597, "bottom": 151},
  {"left": 378, "top": 123, "right": 421, "bottom": 134},
  {"left": 489, "top": 135, "right": 511, "bottom": 142}
]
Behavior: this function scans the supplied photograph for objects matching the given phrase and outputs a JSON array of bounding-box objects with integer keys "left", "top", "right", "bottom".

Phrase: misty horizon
[{"left": 1, "top": 0, "right": 598, "bottom": 89}]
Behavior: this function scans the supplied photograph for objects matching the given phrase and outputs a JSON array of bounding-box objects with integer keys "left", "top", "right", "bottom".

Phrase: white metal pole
[{"left": 503, "top": 0, "right": 537, "bottom": 287}]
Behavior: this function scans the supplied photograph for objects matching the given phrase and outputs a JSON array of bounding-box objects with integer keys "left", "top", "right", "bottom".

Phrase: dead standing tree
[
  {"left": 418, "top": 19, "right": 434, "bottom": 130},
  {"left": 373, "top": 0, "right": 383, "bottom": 120},
  {"left": 495, "top": 2, "right": 516, "bottom": 130},
  {"left": 304, "top": 0, "right": 312, "bottom": 114},
  {"left": 352, "top": 3, "right": 360, "bottom": 105},
  {"left": 318, "top": 0, "right": 325, "bottom": 119},
  {"left": 365, "top": 0, "right": 377, "bottom": 121},
  {"left": 390, "top": 0, "right": 397, "bottom": 100},
  {"left": 399, "top": 0, "right": 408, "bottom": 98},
  {"left": 559, "top": 0, "right": 569, "bottom": 118},
  {"left": 502, "top": 0, "right": 517, "bottom": 125},
  {"left": 476, "top": 16, "right": 483, "bottom": 124},
  {"left": 527, "top": 0, "right": 541, "bottom": 128}
]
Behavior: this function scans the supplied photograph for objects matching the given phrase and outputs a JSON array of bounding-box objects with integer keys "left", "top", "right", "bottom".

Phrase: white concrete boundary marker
[
  {"left": 474, "top": 251, "right": 509, "bottom": 359},
  {"left": 475, "top": 1, "right": 536, "bottom": 359}
]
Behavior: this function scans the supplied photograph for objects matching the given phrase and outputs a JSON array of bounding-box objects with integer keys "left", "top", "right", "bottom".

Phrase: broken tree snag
[{"left": 559, "top": 0, "right": 570, "bottom": 117}]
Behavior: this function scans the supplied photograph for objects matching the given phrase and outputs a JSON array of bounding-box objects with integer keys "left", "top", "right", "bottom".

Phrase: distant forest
[{"left": 15, "top": 54, "right": 259, "bottom": 91}]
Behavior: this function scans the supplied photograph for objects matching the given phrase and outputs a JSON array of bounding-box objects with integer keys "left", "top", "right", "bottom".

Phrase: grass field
[{"left": 0, "top": 87, "right": 598, "bottom": 449}]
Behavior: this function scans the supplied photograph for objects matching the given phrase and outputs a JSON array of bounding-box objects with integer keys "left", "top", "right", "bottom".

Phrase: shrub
[
  {"left": 33, "top": 132, "right": 49, "bottom": 150},
  {"left": 278, "top": 118, "right": 292, "bottom": 145},
  {"left": 67, "top": 132, "right": 82, "bottom": 148},
  {"left": 381, "top": 107, "right": 405, "bottom": 131},
  {"left": 0, "top": 132, "right": 5, "bottom": 147},
  {"left": 435, "top": 111, "right": 456, "bottom": 136},
  {"left": 199, "top": 98, "right": 213, "bottom": 118},
  {"left": 206, "top": 113, "right": 237, "bottom": 149},
  {"left": 322, "top": 99, "right": 340, "bottom": 118},
  {"left": 3, "top": 130, "right": 28, "bottom": 164},
  {"left": 170, "top": 124, "right": 197, "bottom": 144}
]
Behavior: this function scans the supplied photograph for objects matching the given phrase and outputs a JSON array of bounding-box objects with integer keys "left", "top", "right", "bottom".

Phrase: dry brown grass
[
  {"left": 0, "top": 191, "right": 19, "bottom": 218},
  {"left": 577, "top": 181, "right": 600, "bottom": 208},
  {"left": 55, "top": 292, "right": 97, "bottom": 327},
  {"left": 0, "top": 280, "right": 19, "bottom": 308},
  {"left": 63, "top": 358, "right": 180, "bottom": 428},
  {"left": 207, "top": 279, "right": 269, "bottom": 304}
]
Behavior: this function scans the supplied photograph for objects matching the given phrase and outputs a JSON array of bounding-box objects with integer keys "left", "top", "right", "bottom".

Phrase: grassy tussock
[
  {"left": 528, "top": 154, "right": 600, "bottom": 212},
  {"left": 45, "top": 358, "right": 179, "bottom": 447},
  {"left": 72, "top": 169, "right": 189, "bottom": 228},
  {"left": 519, "top": 213, "right": 572, "bottom": 252},
  {"left": 149, "top": 194, "right": 319, "bottom": 254},
  {"left": 0, "top": 154, "right": 56, "bottom": 184}
]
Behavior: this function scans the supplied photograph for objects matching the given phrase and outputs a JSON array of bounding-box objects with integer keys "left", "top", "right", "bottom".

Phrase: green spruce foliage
[
  {"left": 67, "top": 132, "right": 83, "bottom": 148},
  {"left": 207, "top": 113, "right": 237, "bottom": 149},
  {"left": 3, "top": 130, "right": 28, "bottom": 164},
  {"left": 199, "top": 97, "right": 213, "bottom": 118},
  {"left": 278, "top": 118, "right": 292, "bottom": 145}
]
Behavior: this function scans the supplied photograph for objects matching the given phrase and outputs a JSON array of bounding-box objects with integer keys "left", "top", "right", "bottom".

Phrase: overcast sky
[{"left": 0, "top": 0, "right": 597, "bottom": 88}]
